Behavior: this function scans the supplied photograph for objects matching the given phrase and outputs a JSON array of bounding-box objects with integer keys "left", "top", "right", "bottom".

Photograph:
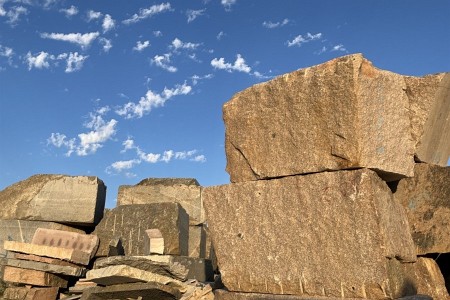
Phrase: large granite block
[
  {"left": 189, "top": 225, "right": 207, "bottom": 258},
  {"left": 93, "top": 203, "right": 189, "bottom": 257},
  {"left": 0, "top": 219, "right": 84, "bottom": 258},
  {"left": 395, "top": 163, "right": 450, "bottom": 254},
  {"left": 3, "top": 266, "right": 68, "bottom": 288},
  {"left": 117, "top": 178, "right": 204, "bottom": 225},
  {"left": 0, "top": 175, "right": 106, "bottom": 225},
  {"left": 203, "top": 169, "right": 416, "bottom": 298}
]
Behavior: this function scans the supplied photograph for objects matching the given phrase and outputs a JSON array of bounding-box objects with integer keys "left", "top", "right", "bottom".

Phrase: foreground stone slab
[
  {"left": 411, "top": 258, "right": 449, "bottom": 300},
  {"left": 224, "top": 53, "right": 418, "bottom": 182},
  {"left": 11, "top": 253, "right": 82, "bottom": 268},
  {"left": 3, "top": 287, "right": 31, "bottom": 300},
  {"left": 93, "top": 203, "right": 189, "bottom": 257},
  {"left": 85, "top": 265, "right": 187, "bottom": 291},
  {"left": 24, "top": 287, "right": 59, "bottom": 300},
  {"left": 0, "top": 219, "right": 84, "bottom": 258},
  {"left": 0, "top": 175, "right": 106, "bottom": 225},
  {"left": 3, "top": 266, "right": 68, "bottom": 288},
  {"left": 405, "top": 73, "right": 450, "bottom": 166},
  {"left": 117, "top": 178, "right": 204, "bottom": 225},
  {"left": 6, "top": 258, "right": 86, "bottom": 277},
  {"left": 203, "top": 169, "right": 416, "bottom": 298},
  {"left": 79, "top": 282, "right": 180, "bottom": 300},
  {"left": 4, "top": 241, "right": 91, "bottom": 265},
  {"left": 32, "top": 228, "right": 99, "bottom": 259},
  {"left": 395, "top": 163, "right": 450, "bottom": 254}
]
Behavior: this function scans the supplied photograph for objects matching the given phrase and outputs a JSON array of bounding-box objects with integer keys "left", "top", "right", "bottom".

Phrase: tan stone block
[
  {"left": 405, "top": 73, "right": 450, "bottom": 166},
  {"left": 24, "top": 287, "right": 58, "bottom": 300},
  {"left": 224, "top": 54, "right": 415, "bottom": 183},
  {"left": 6, "top": 258, "right": 86, "bottom": 277},
  {"left": 2, "top": 286, "right": 30, "bottom": 300},
  {"left": 93, "top": 203, "right": 189, "bottom": 257},
  {"left": 412, "top": 258, "right": 449, "bottom": 300},
  {"left": 203, "top": 169, "right": 416, "bottom": 298},
  {"left": 395, "top": 163, "right": 450, "bottom": 254},
  {"left": 143, "top": 229, "right": 164, "bottom": 255},
  {"left": 12, "top": 253, "right": 81, "bottom": 268},
  {"left": 3, "top": 266, "right": 67, "bottom": 288},
  {"left": 3, "top": 241, "right": 91, "bottom": 265},
  {"left": 0, "top": 175, "right": 106, "bottom": 225},
  {"left": 117, "top": 178, "right": 204, "bottom": 225},
  {"left": 79, "top": 282, "right": 180, "bottom": 300},
  {"left": 214, "top": 289, "right": 363, "bottom": 300},
  {"left": 189, "top": 225, "right": 206, "bottom": 258}
]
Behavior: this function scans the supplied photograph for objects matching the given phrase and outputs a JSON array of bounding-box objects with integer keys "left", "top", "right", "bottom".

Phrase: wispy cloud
[
  {"left": 40, "top": 32, "right": 100, "bottom": 49},
  {"left": 99, "top": 38, "right": 112, "bottom": 52},
  {"left": 170, "top": 38, "right": 200, "bottom": 51},
  {"left": 0, "top": 45, "right": 14, "bottom": 66},
  {"left": 87, "top": 10, "right": 102, "bottom": 21},
  {"left": 186, "top": 8, "right": 205, "bottom": 23},
  {"left": 62, "top": 52, "right": 89, "bottom": 73},
  {"left": 216, "top": 31, "right": 225, "bottom": 40},
  {"left": 211, "top": 54, "right": 251, "bottom": 73},
  {"left": 331, "top": 44, "right": 347, "bottom": 52},
  {"left": 133, "top": 40, "right": 150, "bottom": 52},
  {"left": 115, "top": 82, "right": 192, "bottom": 119},
  {"left": 25, "top": 51, "right": 53, "bottom": 70},
  {"left": 5, "top": 6, "right": 28, "bottom": 26},
  {"left": 106, "top": 159, "right": 141, "bottom": 173},
  {"left": 25, "top": 51, "right": 88, "bottom": 72},
  {"left": 48, "top": 106, "right": 118, "bottom": 156},
  {"left": 287, "top": 32, "right": 322, "bottom": 47},
  {"left": 60, "top": 5, "right": 78, "bottom": 18},
  {"left": 123, "top": 2, "right": 172, "bottom": 25},
  {"left": 151, "top": 53, "right": 177, "bottom": 72},
  {"left": 102, "top": 14, "right": 115, "bottom": 33},
  {"left": 191, "top": 73, "right": 213, "bottom": 85},
  {"left": 262, "top": 18, "right": 289, "bottom": 29},
  {"left": 314, "top": 44, "right": 348, "bottom": 55},
  {"left": 153, "top": 30, "right": 163, "bottom": 37},
  {"left": 221, "top": 0, "right": 236, "bottom": 11}
]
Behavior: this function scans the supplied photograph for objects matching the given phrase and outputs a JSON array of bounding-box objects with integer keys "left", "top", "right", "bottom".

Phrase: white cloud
[
  {"left": 186, "top": 9, "right": 205, "bottom": 23},
  {"left": 115, "top": 81, "right": 192, "bottom": 119},
  {"left": 211, "top": 54, "right": 251, "bottom": 73},
  {"left": 123, "top": 2, "right": 172, "bottom": 25},
  {"left": 99, "top": 38, "right": 112, "bottom": 53},
  {"left": 216, "top": 31, "right": 225, "bottom": 40},
  {"left": 6, "top": 6, "right": 28, "bottom": 25},
  {"left": 121, "top": 137, "right": 135, "bottom": 153},
  {"left": 133, "top": 40, "right": 150, "bottom": 52},
  {"left": 262, "top": 18, "right": 289, "bottom": 29},
  {"left": 25, "top": 51, "right": 53, "bottom": 70},
  {"left": 287, "top": 32, "right": 322, "bottom": 47},
  {"left": 151, "top": 53, "right": 177, "bottom": 72},
  {"left": 0, "top": 0, "right": 6, "bottom": 16},
  {"left": 102, "top": 14, "right": 115, "bottom": 33},
  {"left": 40, "top": 32, "right": 100, "bottom": 49},
  {"left": 60, "top": 5, "right": 78, "bottom": 17},
  {"left": 315, "top": 46, "right": 327, "bottom": 55},
  {"left": 191, "top": 155, "right": 206, "bottom": 162},
  {"left": 331, "top": 44, "right": 347, "bottom": 52},
  {"left": 87, "top": 10, "right": 102, "bottom": 21},
  {"left": 221, "top": 0, "right": 236, "bottom": 10},
  {"left": 48, "top": 110, "right": 117, "bottom": 156},
  {"left": 171, "top": 38, "right": 200, "bottom": 51},
  {"left": 64, "top": 52, "right": 88, "bottom": 73},
  {"left": 153, "top": 30, "right": 162, "bottom": 37},
  {"left": 0, "top": 45, "right": 14, "bottom": 66},
  {"left": 191, "top": 73, "right": 213, "bottom": 85},
  {"left": 108, "top": 159, "right": 141, "bottom": 172}
]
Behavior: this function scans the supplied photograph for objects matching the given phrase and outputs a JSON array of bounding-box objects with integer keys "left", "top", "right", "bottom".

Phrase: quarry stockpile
[
  {"left": 223, "top": 53, "right": 449, "bottom": 183},
  {"left": 0, "top": 174, "right": 106, "bottom": 225},
  {"left": 204, "top": 53, "right": 450, "bottom": 299}
]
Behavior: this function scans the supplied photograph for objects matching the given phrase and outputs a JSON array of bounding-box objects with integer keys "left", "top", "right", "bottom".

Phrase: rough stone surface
[
  {"left": 0, "top": 175, "right": 106, "bottom": 225},
  {"left": 32, "top": 228, "right": 99, "bottom": 259},
  {"left": 0, "top": 219, "right": 84, "bottom": 258},
  {"left": 5, "top": 258, "right": 86, "bottom": 277},
  {"left": 143, "top": 229, "right": 164, "bottom": 254},
  {"left": 405, "top": 73, "right": 450, "bottom": 165},
  {"left": 85, "top": 265, "right": 186, "bottom": 290},
  {"left": 224, "top": 53, "right": 415, "bottom": 183},
  {"left": 3, "top": 241, "right": 91, "bottom": 265},
  {"left": 117, "top": 178, "right": 204, "bottom": 225},
  {"left": 93, "top": 203, "right": 189, "bottom": 257},
  {"left": 24, "top": 287, "right": 59, "bottom": 300},
  {"left": 10, "top": 253, "right": 81, "bottom": 268},
  {"left": 214, "top": 289, "right": 363, "bottom": 300},
  {"left": 411, "top": 258, "right": 449, "bottom": 300},
  {"left": 79, "top": 282, "right": 180, "bottom": 300},
  {"left": 203, "top": 169, "right": 416, "bottom": 298},
  {"left": 189, "top": 225, "right": 206, "bottom": 258},
  {"left": 395, "top": 163, "right": 450, "bottom": 254},
  {"left": 2, "top": 287, "right": 30, "bottom": 300},
  {"left": 3, "top": 266, "right": 68, "bottom": 288}
]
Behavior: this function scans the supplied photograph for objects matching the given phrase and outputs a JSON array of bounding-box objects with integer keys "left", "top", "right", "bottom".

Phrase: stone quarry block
[
  {"left": 79, "top": 282, "right": 180, "bottom": 300},
  {"left": 93, "top": 203, "right": 189, "bottom": 257},
  {"left": 0, "top": 174, "right": 106, "bottom": 225},
  {"left": 6, "top": 258, "right": 86, "bottom": 277},
  {"left": 144, "top": 229, "right": 165, "bottom": 254},
  {"left": 85, "top": 265, "right": 187, "bottom": 290},
  {"left": 214, "top": 289, "right": 362, "bottom": 300},
  {"left": 32, "top": 228, "right": 99, "bottom": 259},
  {"left": 0, "top": 219, "right": 84, "bottom": 258},
  {"left": 11, "top": 253, "right": 82, "bottom": 268},
  {"left": 405, "top": 73, "right": 450, "bottom": 166},
  {"left": 203, "top": 169, "right": 416, "bottom": 298},
  {"left": 3, "top": 266, "right": 68, "bottom": 288},
  {"left": 147, "top": 255, "right": 214, "bottom": 282},
  {"left": 224, "top": 53, "right": 417, "bottom": 183},
  {"left": 117, "top": 178, "right": 204, "bottom": 225},
  {"left": 395, "top": 163, "right": 450, "bottom": 254},
  {"left": 189, "top": 225, "right": 207, "bottom": 258},
  {"left": 3, "top": 241, "right": 91, "bottom": 265},
  {"left": 411, "top": 258, "right": 449, "bottom": 300},
  {"left": 24, "top": 287, "right": 59, "bottom": 300},
  {"left": 3, "top": 287, "right": 31, "bottom": 300}
]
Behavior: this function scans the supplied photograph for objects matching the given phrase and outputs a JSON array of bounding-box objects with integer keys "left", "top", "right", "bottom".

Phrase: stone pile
[
  {"left": 0, "top": 175, "right": 215, "bottom": 300},
  {"left": 203, "top": 54, "right": 450, "bottom": 300}
]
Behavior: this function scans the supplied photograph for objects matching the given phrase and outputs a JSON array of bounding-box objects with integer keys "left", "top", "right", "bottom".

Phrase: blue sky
[{"left": 1, "top": 0, "right": 449, "bottom": 208}]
